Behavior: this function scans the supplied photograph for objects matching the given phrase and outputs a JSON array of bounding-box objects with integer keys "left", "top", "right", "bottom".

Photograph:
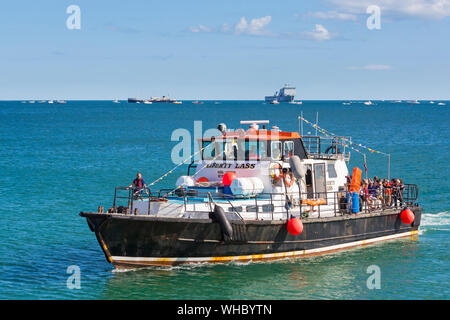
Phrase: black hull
[{"left": 80, "top": 207, "right": 422, "bottom": 268}]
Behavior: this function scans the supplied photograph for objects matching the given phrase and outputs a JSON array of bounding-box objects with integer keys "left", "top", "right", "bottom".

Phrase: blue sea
[{"left": 0, "top": 100, "right": 448, "bottom": 300}]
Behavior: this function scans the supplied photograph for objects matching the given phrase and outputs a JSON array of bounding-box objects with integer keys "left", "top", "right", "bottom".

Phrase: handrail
[{"left": 110, "top": 183, "right": 419, "bottom": 218}]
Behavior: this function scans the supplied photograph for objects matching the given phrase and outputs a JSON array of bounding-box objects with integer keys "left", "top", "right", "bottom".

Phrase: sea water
[{"left": 0, "top": 100, "right": 448, "bottom": 299}]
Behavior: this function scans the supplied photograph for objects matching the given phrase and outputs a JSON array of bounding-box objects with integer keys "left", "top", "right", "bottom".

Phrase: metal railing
[
  {"left": 109, "top": 183, "right": 419, "bottom": 220},
  {"left": 302, "top": 136, "right": 351, "bottom": 160}
]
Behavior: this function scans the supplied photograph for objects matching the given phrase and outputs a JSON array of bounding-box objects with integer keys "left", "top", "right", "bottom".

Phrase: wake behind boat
[{"left": 80, "top": 119, "right": 422, "bottom": 268}]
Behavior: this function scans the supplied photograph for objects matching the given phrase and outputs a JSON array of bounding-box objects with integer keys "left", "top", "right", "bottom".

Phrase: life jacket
[{"left": 134, "top": 178, "right": 143, "bottom": 188}]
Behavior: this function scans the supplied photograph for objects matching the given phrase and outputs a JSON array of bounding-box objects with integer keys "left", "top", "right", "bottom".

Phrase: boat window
[
  {"left": 327, "top": 163, "right": 337, "bottom": 178},
  {"left": 259, "top": 140, "right": 268, "bottom": 159},
  {"left": 271, "top": 141, "right": 282, "bottom": 160},
  {"left": 202, "top": 140, "right": 224, "bottom": 160},
  {"left": 262, "top": 204, "right": 274, "bottom": 212},
  {"left": 246, "top": 205, "right": 259, "bottom": 212},
  {"left": 283, "top": 141, "right": 294, "bottom": 159},
  {"left": 228, "top": 206, "right": 243, "bottom": 213},
  {"left": 224, "top": 139, "right": 239, "bottom": 160},
  {"left": 314, "top": 163, "right": 327, "bottom": 199},
  {"left": 245, "top": 140, "right": 260, "bottom": 161}
]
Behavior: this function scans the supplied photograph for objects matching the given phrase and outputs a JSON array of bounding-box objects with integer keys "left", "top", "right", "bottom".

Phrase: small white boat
[
  {"left": 48, "top": 100, "right": 54, "bottom": 104},
  {"left": 113, "top": 99, "right": 120, "bottom": 103},
  {"left": 143, "top": 100, "right": 153, "bottom": 104},
  {"left": 290, "top": 101, "right": 303, "bottom": 105},
  {"left": 429, "top": 101, "right": 435, "bottom": 104},
  {"left": 363, "top": 101, "right": 373, "bottom": 106},
  {"left": 56, "top": 100, "right": 67, "bottom": 104},
  {"left": 173, "top": 101, "right": 182, "bottom": 104},
  {"left": 406, "top": 99, "right": 420, "bottom": 104},
  {"left": 29, "top": 101, "right": 35, "bottom": 104},
  {"left": 437, "top": 102, "right": 446, "bottom": 106},
  {"left": 343, "top": 102, "right": 351, "bottom": 105},
  {"left": 270, "top": 100, "right": 280, "bottom": 105}
]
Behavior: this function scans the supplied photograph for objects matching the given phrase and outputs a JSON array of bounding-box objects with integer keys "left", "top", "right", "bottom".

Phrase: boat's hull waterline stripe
[{"left": 111, "top": 230, "right": 419, "bottom": 267}]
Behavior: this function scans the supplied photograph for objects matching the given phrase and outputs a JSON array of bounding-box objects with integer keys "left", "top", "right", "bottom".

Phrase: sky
[{"left": 0, "top": 0, "right": 449, "bottom": 100}]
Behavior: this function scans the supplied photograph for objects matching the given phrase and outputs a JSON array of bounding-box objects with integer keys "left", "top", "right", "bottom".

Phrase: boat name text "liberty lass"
[{"left": 205, "top": 162, "right": 256, "bottom": 169}]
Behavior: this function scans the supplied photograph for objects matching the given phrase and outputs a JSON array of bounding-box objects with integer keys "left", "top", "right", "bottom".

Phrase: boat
[
  {"left": 270, "top": 100, "right": 280, "bottom": 105},
  {"left": 38, "top": 100, "right": 47, "bottom": 104},
  {"left": 192, "top": 101, "right": 204, "bottom": 104},
  {"left": 128, "top": 96, "right": 177, "bottom": 104},
  {"left": 342, "top": 102, "right": 351, "bottom": 105},
  {"left": 363, "top": 101, "right": 373, "bottom": 106},
  {"left": 48, "top": 100, "right": 54, "bottom": 104},
  {"left": 406, "top": 100, "right": 420, "bottom": 105},
  {"left": 429, "top": 101, "right": 435, "bottom": 104},
  {"left": 173, "top": 101, "right": 182, "bottom": 104},
  {"left": 437, "top": 102, "right": 446, "bottom": 106},
  {"left": 265, "top": 84, "right": 296, "bottom": 103},
  {"left": 56, "top": 100, "right": 67, "bottom": 104},
  {"left": 143, "top": 100, "right": 153, "bottom": 104},
  {"left": 28, "top": 101, "right": 35, "bottom": 104},
  {"left": 113, "top": 99, "right": 120, "bottom": 104},
  {"left": 290, "top": 101, "right": 303, "bottom": 105},
  {"left": 80, "top": 120, "right": 422, "bottom": 269}
]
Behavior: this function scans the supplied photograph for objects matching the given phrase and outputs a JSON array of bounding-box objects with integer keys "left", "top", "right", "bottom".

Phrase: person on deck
[{"left": 128, "top": 172, "right": 148, "bottom": 196}]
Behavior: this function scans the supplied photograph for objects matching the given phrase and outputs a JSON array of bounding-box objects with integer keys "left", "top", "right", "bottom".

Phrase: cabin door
[
  {"left": 305, "top": 164, "right": 314, "bottom": 198},
  {"left": 314, "top": 163, "right": 327, "bottom": 198}
]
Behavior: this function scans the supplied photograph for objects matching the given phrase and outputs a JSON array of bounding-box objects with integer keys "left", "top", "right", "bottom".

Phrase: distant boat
[
  {"left": 289, "top": 101, "right": 302, "bottom": 105},
  {"left": 173, "top": 101, "right": 182, "bottom": 104},
  {"left": 265, "top": 84, "right": 296, "bottom": 103},
  {"left": 29, "top": 101, "right": 35, "bottom": 104},
  {"left": 406, "top": 99, "right": 420, "bottom": 104},
  {"left": 214, "top": 101, "right": 221, "bottom": 105},
  {"left": 192, "top": 101, "right": 203, "bottom": 104},
  {"left": 38, "top": 100, "right": 47, "bottom": 104},
  {"left": 48, "top": 100, "right": 54, "bottom": 104},
  {"left": 429, "top": 101, "right": 435, "bottom": 104},
  {"left": 343, "top": 102, "right": 351, "bottom": 105},
  {"left": 113, "top": 99, "right": 120, "bottom": 103},
  {"left": 364, "top": 101, "right": 373, "bottom": 106},
  {"left": 393, "top": 100, "right": 402, "bottom": 103},
  {"left": 270, "top": 100, "right": 280, "bottom": 105},
  {"left": 437, "top": 102, "right": 446, "bottom": 106},
  {"left": 56, "top": 100, "right": 67, "bottom": 104},
  {"left": 143, "top": 100, "right": 153, "bottom": 104}
]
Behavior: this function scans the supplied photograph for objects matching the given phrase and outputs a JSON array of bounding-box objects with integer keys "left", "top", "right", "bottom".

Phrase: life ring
[
  {"left": 283, "top": 172, "right": 295, "bottom": 187},
  {"left": 269, "top": 163, "right": 283, "bottom": 181},
  {"left": 302, "top": 198, "right": 326, "bottom": 206}
]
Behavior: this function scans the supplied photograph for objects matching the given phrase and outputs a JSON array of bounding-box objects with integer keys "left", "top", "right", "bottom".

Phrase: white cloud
[
  {"left": 234, "top": 16, "right": 273, "bottom": 36},
  {"left": 330, "top": 0, "right": 450, "bottom": 20},
  {"left": 189, "top": 24, "right": 213, "bottom": 33},
  {"left": 308, "top": 10, "right": 358, "bottom": 21},
  {"left": 348, "top": 64, "right": 392, "bottom": 70},
  {"left": 189, "top": 16, "right": 273, "bottom": 37},
  {"left": 303, "top": 24, "right": 332, "bottom": 41}
]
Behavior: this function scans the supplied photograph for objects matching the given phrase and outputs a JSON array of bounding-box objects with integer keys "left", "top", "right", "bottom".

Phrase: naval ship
[
  {"left": 265, "top": 84, "right": 296, "bottom": 103},
  {"left": 128, "top": 96, "right": 179, "bottom": 104},
  {"left": 80, "top": 120, "right": 421, "bottom": 268}
]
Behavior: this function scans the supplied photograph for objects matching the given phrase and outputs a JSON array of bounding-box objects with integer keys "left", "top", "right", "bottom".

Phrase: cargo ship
[
  {"left": 265, "top": 84, "right": 296, "bottom": 103},
  {"left": 80, "top": 120, "right": 422, "bottom": 268}
]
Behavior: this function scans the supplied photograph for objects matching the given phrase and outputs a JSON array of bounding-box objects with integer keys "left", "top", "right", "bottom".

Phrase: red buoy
[
  {"left": 287, "top": 217, "right": 303, "bottom": 235},
  {"left": 400, "top": 208, "right": 415, "bottom": 224},
  {"left": 222, "top": 172, "right": 237, "bottom": 186},
  {"left": 197, "top": 177, "right": 209, "bottom": 182}
]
